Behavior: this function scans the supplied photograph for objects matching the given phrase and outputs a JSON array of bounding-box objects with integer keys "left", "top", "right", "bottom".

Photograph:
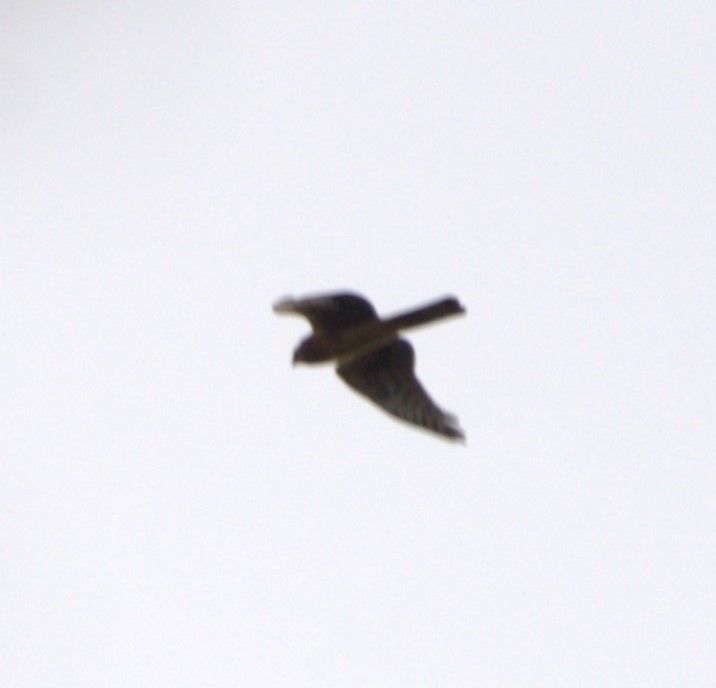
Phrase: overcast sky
[{"left": 2, "top": 2, "right": 715, "bottom": 686}]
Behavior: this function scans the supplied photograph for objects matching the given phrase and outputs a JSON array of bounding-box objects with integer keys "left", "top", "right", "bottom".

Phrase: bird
[{"left": 273, "top": 292, "right": 465, "bottom": 441}]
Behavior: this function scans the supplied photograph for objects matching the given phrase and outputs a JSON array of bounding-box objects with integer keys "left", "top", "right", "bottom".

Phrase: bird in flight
[{"left": 273, "top": 292, "right": 466, "bottom": 441}]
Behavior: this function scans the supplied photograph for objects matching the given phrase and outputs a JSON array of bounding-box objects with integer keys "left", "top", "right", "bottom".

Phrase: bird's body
[{"left": 274, "top": 292, "right": 465, "bottom": 441}]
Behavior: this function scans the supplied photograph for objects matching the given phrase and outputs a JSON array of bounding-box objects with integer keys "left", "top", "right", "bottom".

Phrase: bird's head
[{"left": 273, "top": 293, "right": 378, "bottom": 333}]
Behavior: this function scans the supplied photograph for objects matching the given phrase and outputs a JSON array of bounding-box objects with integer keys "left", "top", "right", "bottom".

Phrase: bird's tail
[{"left": 384, "top": 297, "right": 465, "bottom": 332}]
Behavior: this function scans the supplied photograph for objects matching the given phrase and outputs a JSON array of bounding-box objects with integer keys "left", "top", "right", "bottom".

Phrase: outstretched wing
[{"left": 336, "top": 339, "right": 464, "bottom": 441}]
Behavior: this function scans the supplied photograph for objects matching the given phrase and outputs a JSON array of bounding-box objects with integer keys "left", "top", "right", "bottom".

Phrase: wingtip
[
  {"left": 444, "top": 296, "right": 466, "bottom": 315},
  {"left": 444, "top": 426, "right": 466, "bottom": 443},
  {"left": 437, "top": 409, "right": 466, "bottom": 442}
]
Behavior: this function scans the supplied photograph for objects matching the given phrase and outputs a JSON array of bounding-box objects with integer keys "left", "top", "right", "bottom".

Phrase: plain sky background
[{"left": 2, "top": 2, "right": 715, "bottom": 686}]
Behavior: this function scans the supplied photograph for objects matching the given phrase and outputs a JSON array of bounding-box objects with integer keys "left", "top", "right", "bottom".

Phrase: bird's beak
[
  {"left": 292, "top": 349, "right": 300, "bottom": 366},
  {"left": 273, "top": 298, "right": 298, "bottom": 314}
]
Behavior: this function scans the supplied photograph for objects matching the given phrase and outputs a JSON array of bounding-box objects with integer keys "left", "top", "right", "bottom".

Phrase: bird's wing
[{"left": 336, "top": 339, "right": 464, "bottom": 441}]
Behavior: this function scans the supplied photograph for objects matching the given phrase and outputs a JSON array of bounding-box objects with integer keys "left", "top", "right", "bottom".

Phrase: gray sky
[{"left": 2, "top": 2, "right": 714, "bottom": 686}]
